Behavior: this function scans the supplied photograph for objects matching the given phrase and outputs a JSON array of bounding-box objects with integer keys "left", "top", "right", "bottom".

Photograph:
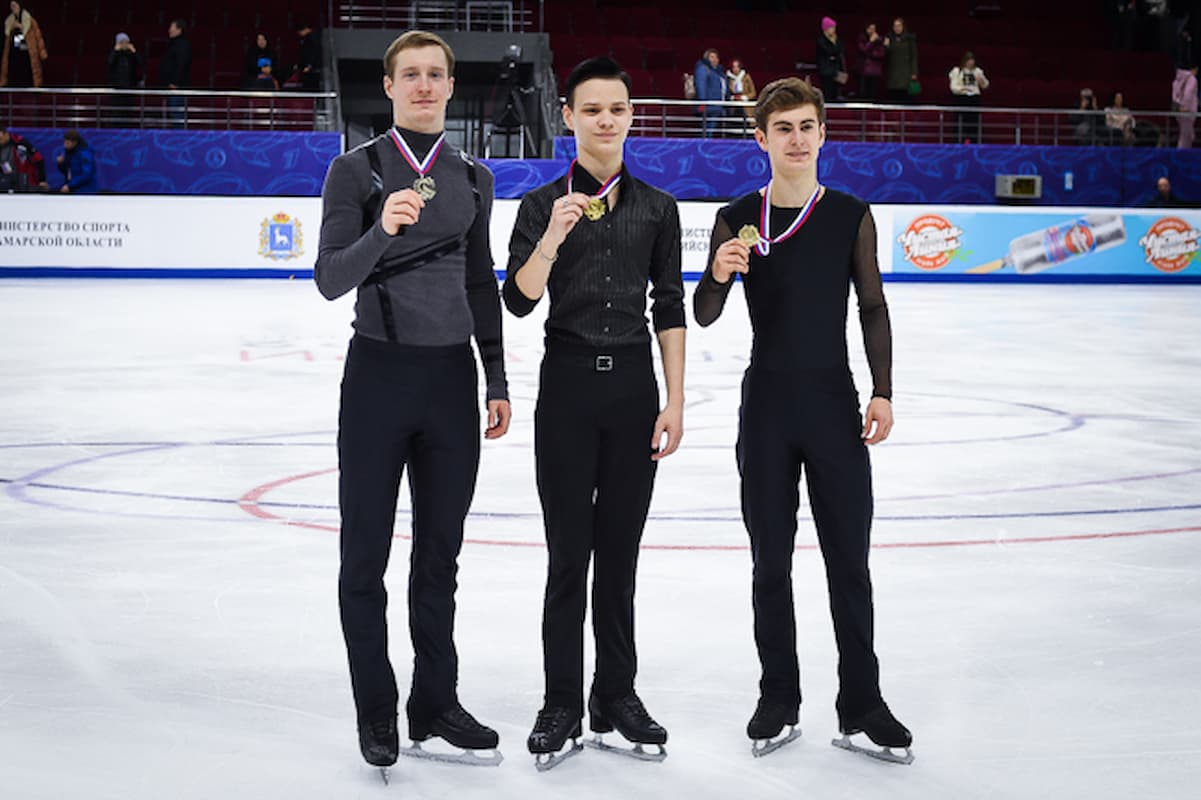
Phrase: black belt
[{"left": 544, "top": 339, "right": 650, "bottom": 372}]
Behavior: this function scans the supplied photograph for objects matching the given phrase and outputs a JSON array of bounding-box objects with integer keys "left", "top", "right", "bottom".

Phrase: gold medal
[
  {"left": 738, "top": 224, "right": 761, "bottom": 247},
  {"left": 413, "top": 175, "right": 437, "bottom": 201},
  {"left": 584, "top": 196, "right": 607, "bottom": 221}
]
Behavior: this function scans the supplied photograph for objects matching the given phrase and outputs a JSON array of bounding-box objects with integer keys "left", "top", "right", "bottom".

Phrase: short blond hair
[
  {"left": 383, "top": 30, "right": 455, "bottom": 78},
  {"left": 753, "top": 77, "right": 826, "bottom": 131}
]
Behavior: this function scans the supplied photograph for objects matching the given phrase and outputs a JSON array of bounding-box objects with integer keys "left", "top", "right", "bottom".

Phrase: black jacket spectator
[
  {"left": 242, "top": 33, "right": 278, "bottom": 89},
  {"left": 107, "top": 34, "right": 142, "bottom": 89},
  {"left": 159, "top": 24, "right": 192, "bottom": 88}
]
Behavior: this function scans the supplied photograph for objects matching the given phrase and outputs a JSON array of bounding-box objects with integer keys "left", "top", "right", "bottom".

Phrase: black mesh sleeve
[
  {"left": 851, "top": 206, "right": 893, "bottom": 399},
  {"left": 693, "top": 210, "right": 737, "bottom": 327}
]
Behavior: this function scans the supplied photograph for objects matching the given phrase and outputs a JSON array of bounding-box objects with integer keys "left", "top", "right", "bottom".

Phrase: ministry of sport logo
[
  {"left": 259, "top": 212, "right": 304, "bottom": 261},
  {"left": 1138, "top": 217, "right": 1201, "bottom": 273},
  {"left": 897, "top": 214, "right": 965, "bottom": 270}
]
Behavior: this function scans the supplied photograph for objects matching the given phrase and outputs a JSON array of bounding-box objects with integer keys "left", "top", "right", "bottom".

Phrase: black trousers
[
  {"left": 736, "top": 366, "right": 882, "bottom": 723},
  {"left": 337, "top": 334, "right": 480, "bottom": 725},
  {"left": 954, "top": 94, "right": 983, "bottom": 143},
  {"left": 535, "top": 339, "right": 659, "bottom": 716}
]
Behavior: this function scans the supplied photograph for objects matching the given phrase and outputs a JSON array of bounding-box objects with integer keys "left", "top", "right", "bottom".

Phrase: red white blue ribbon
[
  {"left": 567, "top": 159, "right": 622, "bottom": 200},
  {"left": 755, "top": 181, "right": 821, "bottom": 257},
  {"left": 388, "top": 128, "right": 446, "bottom": 177}
]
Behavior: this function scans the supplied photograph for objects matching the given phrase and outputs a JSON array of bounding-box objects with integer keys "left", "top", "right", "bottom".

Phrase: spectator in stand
[
  {"left": 159, "top": 18, "right": 191, "bottom": 89},
  {"left": 287, "top": 22, "right": 321, "bottom": 90},
  {"left": 108, "top": 32, "right": 142, "bottom": 127},
  {"left": 1, "top": 1, "right": 48, "bottom": 88},
  {"left": 948, "top": 51, "right": 989, "bottom": 144},
  {"left": 857, "top": 22, "right": 886, "bottom": 102},
  {"left": 1069, "top": 87, "right": 1101, "bottom": 146},
  {"left": 695, "top": 47, "right": 727, "bottom": 138},
  {"left": 108, "top": 32, "right": 141, "bottom": 88},
  {"left": 55, "top": 129, "right": 96, "bottom": 194},
  {"left": 1104, "top": 91, "right": 1136, "bottom": 146},
  {"left": 160, "top": 18, "right": 192, "bottom": 127},
  {"left": 251, "top": 56, "right": 278, "bottom": 90},
  {"left": 1173, "top": 64, "right": 1198, "bottom": 149},
  {"left": 883, "top": 17, "right": 918, "bottom": 104},
  {"left": 726, "top": 57, "right": 756, "bottom": 127},
  {"left": 0, "top": 123, "right": 47, "bottom": 190},
  {"left": 242, "top": 32, "right": 277, "bottom": 89},
  {"left": 1144, "top": 176, "right": 1186, "bottom": 207},
  {"left": 816, "top": 16, "right": 847, "bottom": 102}
]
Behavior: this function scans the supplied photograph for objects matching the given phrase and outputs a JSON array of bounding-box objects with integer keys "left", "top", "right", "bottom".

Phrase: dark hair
[
  {"left": 171, "top": 18, "right": 187, "bottom": 33},
  {"left": 960, "top": 51, "right": 975, "bottom": 68},
  {"left": 564, "top": 56, "right": 631, "bottom": 107},
  {"left": 754, "top": 76, "right": 826, "bottom": 130},
  {"left": 63, "top": 129, "right": 85, "bottom": 145}
]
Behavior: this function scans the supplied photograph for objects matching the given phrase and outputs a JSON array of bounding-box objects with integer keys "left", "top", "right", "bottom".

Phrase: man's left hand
[{"left": 862, "top": 397, "right": 893, "bottom": 444}]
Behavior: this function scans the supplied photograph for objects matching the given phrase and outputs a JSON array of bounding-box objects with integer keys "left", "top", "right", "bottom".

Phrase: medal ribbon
[
  {"left": 566, "top": 159, "right": 622, "bottom": 202},
  {"left": 388, "top": 129, "right": 446, "bottom": 178},
  {"left": 755, "top": 181, "right": 821, "bottom": 256}
]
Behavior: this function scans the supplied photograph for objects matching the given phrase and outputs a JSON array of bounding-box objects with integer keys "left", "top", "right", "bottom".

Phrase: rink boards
[{"left": 0, "top": 194, "right": 1197, "bottom": 282}]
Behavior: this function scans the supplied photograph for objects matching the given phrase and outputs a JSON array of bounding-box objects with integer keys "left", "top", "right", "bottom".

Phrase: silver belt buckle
[{"left": 595, "top": 355, "right": 614, "bottom": 372}]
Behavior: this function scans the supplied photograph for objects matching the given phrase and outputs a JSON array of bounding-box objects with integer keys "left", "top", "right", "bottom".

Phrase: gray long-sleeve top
[{"left": 314, "top": 129, "right": 507, "bottom": 401}]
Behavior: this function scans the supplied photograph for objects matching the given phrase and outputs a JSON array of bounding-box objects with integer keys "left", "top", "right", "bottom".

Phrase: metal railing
[
  {"left": 0, "top": 88, "right": 339, "bottom": 132},
  {"left": 624, "top": 99, "right": 1192, "bottom": 147},
  {"left": 336, "top": 0, "right": 539, "bottom": 31}
]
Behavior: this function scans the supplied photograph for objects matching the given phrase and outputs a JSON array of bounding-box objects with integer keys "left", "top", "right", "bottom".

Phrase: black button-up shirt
[{"left": 503, "top": 164, "right": 685, "bottom": 346}]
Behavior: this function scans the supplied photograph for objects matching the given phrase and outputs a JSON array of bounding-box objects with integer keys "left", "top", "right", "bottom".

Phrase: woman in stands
[
  {"left": 883, "top": 17, "right": 918, "bottom": 104},
  {"left": 1, "top": 1, "right": 48, "bottom": 88}
]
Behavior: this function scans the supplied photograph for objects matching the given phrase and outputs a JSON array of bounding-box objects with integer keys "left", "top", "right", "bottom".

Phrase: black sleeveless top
[{"left": 693, "top": 187, "right": 893, "bottom": 399}]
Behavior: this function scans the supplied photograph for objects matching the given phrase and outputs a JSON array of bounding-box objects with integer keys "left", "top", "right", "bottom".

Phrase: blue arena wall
[{"left": 13, "top": 128, "right": 1198, "bottom": 207}]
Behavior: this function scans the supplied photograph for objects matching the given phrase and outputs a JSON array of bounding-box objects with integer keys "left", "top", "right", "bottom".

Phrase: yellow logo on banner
[{"left": 259, "top": 213, "right": 304, "bottom": 261}]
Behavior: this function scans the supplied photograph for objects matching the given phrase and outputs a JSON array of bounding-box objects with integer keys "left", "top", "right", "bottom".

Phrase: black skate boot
[
  {"left": 403, "top": 702, "right": 503, "bottom": 766},
  {"left": 528, "top": 705, "right": 584, "bottom": 771},
  {"left": 586, "top": 692, "right": 667, "bottom": 761},
  {"left": 747, "top": 698, "right": 801, "bottom": 757},
  {"left": 832, "top": 703, "right": 914, "bottom": 764},
  {"left": 358, "top": 717, "right": 399, "bottom": 783}
]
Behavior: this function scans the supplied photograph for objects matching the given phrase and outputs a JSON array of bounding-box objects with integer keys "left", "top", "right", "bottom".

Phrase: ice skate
[
  {"left": 585, "top": 692, "right": 668, "bottom": 762},
  {"left": 832, "top": 703, "right": 914, "bottom": 765},
  {"left": 358, "top": 717, "right": 398, "bottom": 784},
  {"left": 747, "top": 698, "right": 801, "bottom": 757},
  {"left": 402, "top": 702, "right": 503, "bottom": 766},
  {"left": 528, "top": 706, "right": 584, "bottom": 771}
]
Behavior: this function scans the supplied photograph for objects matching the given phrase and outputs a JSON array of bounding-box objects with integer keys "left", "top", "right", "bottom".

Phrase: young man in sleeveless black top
[
  {"left": 504, "top": 57, "right": 686, "bottom": 768},
  {"left": 314, "top": 30, "right": 510, "bottom": 772},
  {"left": 694, "top": 77, "right": 914, "bottom": 764}
]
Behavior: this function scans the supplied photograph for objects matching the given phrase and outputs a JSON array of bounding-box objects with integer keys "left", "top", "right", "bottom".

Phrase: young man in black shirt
[
  {"left": 694, "top": 77, "right": 913, "bottom": 764},
  {"left": 504, "top": 57, "right": 685, "bottom": 769},
  {"left": 315, "top": 30, "right": 510, "bottom": 775}
]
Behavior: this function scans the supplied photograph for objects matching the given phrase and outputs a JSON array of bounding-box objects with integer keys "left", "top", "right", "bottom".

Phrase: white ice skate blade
[
  {"left": 751, "top": 725, "right": 801, "bottom": 758},
  {"left": 585, "top": 734, "right": 667, "bottom": 762},
  {"left": 377, "top": 766, "right": 391, "bottom": 785},
  {"left": 533, "top": 739, "right": 584, "bottom": 772},
  {"left": 831, "top": 734, "right": 914, "bottom": 765},
  {"left": 400, "top": 740, "right": 504, "bottom": 767}
]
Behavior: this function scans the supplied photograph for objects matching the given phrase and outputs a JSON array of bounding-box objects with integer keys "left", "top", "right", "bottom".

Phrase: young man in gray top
[{"left": 314, "top": 30, "right": 510, "bottom": 774}]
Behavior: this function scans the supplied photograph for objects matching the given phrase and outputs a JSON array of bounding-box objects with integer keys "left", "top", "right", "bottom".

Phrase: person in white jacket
[{"left": 948, "top": 51, "right": 989, "bottom": 143}]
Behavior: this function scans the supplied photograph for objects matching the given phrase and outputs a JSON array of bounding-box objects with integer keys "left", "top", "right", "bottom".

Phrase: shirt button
[
  {"left": 603, "top": 326, "right": 610, "bottom": 333},
  {"left": 606, "top": 249, "right": 612, "bottom": 256},
  {"left": 605, "top": 301, "right": 612, "bottom": 308},
  {"left": 605, "top": 275, "right": 611, "bottom": 282}
]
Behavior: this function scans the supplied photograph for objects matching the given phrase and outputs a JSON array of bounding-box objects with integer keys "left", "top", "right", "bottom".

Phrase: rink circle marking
[{"left": 6, "top": 434, "right": 1201, "bottom": 550}]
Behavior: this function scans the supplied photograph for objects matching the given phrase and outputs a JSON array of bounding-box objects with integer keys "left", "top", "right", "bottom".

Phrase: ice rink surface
[{"left": 1, "top": 278, "right": 1199, "bottom": 799}]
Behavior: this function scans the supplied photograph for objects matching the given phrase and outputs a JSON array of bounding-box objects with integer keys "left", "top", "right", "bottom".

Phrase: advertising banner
[{"left": 889, "top": 206, "right": 1200, "bottom": 278}]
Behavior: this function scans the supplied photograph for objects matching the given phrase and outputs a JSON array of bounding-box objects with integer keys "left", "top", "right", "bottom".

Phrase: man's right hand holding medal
[
  {"left": 712, "top": 234, "right": 753, "bottom": 283},
  {"left": 380, "top": 189, "right": 426, "bottom": 236},
  {"left": 539, "top": 193, "right": 590, "bottom": 259}
]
